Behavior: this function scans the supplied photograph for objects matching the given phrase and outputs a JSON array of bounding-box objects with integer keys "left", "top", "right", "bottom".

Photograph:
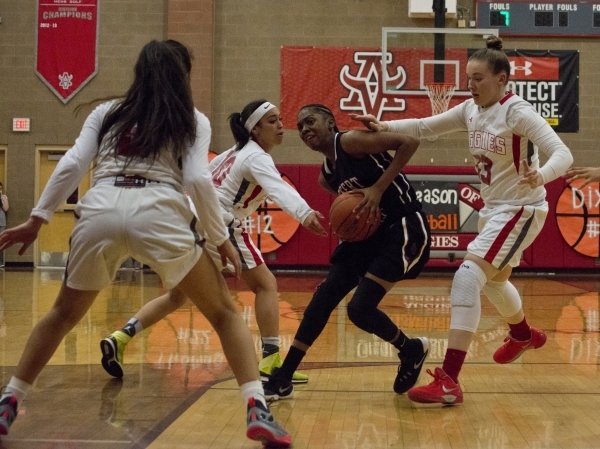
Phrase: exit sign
[{"left": 12, "top": 118, "right": 30, "bottom": 132}]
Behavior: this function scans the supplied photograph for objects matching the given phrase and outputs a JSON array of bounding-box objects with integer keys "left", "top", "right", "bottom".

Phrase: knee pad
[
  {"left": 449, "top": 260, "right": 487, "bottom": 333},
  {"left": 481, "top": 280, "right": 522, "bottom": 318}
]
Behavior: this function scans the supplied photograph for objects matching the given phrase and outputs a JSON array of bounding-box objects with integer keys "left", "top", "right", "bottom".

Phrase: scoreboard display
[{"left": 477, "top": 0, "right": 600, "bottom": 36}]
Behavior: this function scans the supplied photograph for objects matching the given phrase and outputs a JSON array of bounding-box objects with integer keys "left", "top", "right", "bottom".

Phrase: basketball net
[{"left": 425, "top": 83, "right": 456, "bottom": 142}]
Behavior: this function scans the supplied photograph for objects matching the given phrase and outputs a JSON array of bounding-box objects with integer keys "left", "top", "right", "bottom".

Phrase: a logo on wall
[
  {"left": 556, "top": 179, "right": 600, "bottom": 257},
  {"left": 339, "top": 52, "right": 407, "bottom": 119},
  {"left": 503, "top": 50, "right": 578, "bottom": 132},
  {"left": 281, "top": 46, "right": 467, "bottom": 131}
]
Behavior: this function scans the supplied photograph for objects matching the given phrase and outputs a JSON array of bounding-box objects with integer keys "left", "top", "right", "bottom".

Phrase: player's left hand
[
  {"left": 349, "top": 113, "right": 388, "bottom": 132},
  {"left": 517, "top": 159, "right": 544, "bottom": 189},
  {"left": 350, "top": 188, "right": 382, "bottom": 225},
  {"left": 303, "top": 211, "right": 328, "bottom": 237}
]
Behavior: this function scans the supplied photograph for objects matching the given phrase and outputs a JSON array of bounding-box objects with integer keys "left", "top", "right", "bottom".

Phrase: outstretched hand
[
  {"left": 564, "top": 167, "right": 600, "bottom": 189},
  {"left": 303, "top": 211, "right": 328, "bottom": 237},
  {"left": 517, "top": 160, "right": 544, "bottom": 189},
  {"left": 0, "top": 216, "right": 45, "bottom": 255},
  {"left": 349, "top": 113, "right": 388, "bottom": 132},
  {"left": 216, "top": 239, "right": 242, "bottom": 279}
]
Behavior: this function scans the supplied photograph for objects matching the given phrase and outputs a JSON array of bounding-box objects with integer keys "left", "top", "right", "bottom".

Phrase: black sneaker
[
  {"left": 394, "top": 337, "right": 430, "bottom": 394},
  {"left": 0, "top": 393, "right": 18, "bottom": 435},
  {"left": 263, "top": 368, "right": 294, "bottom": 401},
  {"left": 246, "top": 397, "right": 292, "bottom": 447}
]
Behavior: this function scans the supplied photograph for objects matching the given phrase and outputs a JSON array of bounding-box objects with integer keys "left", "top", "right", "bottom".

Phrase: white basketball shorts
[
  {"left": 197, "top": 217, "right": 265, "bottom": 273},
  {"left": 65, "top": 183, "right": 204, "bottom": 291},
  {"left": 467, "top": 201, "right": 548, "bottom": 270}
]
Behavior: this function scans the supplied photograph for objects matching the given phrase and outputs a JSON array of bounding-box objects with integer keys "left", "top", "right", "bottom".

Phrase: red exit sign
[{"left": 12, "top": 118, "right": 30, "bottom": 132}]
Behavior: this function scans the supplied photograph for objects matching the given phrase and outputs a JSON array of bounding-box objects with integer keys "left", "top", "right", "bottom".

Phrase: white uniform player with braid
[
  {"left": 352, "top": 35, "right": 573, "bottom": 405},
  {"left": 100, "top": 99, "right": 327, "bottom": 386}
]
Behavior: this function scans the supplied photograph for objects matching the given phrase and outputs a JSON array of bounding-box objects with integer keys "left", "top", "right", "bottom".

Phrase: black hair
[
  {"left": 468, "top": 36, "right": 510, "bottom": 83},
  {"left": 228, "top": 99, "right": 268, "bottom": 151},
  {"left": 299, "top": 104, "right": 340, "bottom": 133},
  {"left": 97, "top": 39, "right": 196, "bottom": 168}
]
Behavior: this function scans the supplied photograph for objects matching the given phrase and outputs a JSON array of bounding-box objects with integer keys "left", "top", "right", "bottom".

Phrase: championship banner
[
  {"left": 281, "top": 46, "right": 579, "bottom": 132},
  {"left": 36, "top": 0, "right": 99, "bottom": 103}
]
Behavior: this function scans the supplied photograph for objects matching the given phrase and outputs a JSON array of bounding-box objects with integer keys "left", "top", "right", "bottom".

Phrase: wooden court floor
[{"left": 0, "top": 268, "right": 598, "bottom": 449}]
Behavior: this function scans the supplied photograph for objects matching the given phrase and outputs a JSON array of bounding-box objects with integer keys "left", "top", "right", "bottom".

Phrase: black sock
[
  {"left": 279, "top": 346, "right": 306, "bottom": 379},
  {"left": 394, "top": 330, "right": 417, "bottom": 354}
]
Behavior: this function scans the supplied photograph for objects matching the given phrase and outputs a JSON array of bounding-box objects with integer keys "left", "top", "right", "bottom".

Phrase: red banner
[
  {"left": 281, "top": 46, "right": 469, "bottom": 131},
  {"left": 36, "top": 0, "right": 98, "bottom": 103}
]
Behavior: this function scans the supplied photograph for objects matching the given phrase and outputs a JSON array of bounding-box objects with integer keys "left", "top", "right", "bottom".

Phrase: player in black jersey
[{"left": 263, "top": 104, "right": 431, "bottom": 400}]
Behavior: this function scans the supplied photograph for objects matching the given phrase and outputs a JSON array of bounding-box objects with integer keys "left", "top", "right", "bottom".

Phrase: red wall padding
[{"left": 265, "top": 165, "right": 597, "bottom": 270}]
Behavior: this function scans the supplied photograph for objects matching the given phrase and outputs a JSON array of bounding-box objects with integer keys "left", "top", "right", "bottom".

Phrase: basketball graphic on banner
[
  {"left": 206, "top": 151, "right": 299, "bottom": 254},
  {"left": 556, "top": 179, "right": 600, "bottom": 258},
  {"left": 247, "top": 174, "right": 300, "bottom": 254}
]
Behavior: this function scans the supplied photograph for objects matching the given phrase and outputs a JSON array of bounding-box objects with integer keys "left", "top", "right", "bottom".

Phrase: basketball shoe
[
  {"left": 493, "top": 327, "right": 547, "bottom": 364},
  {"left": 394, "top": 337, "right": 430, "bottom": 394},
  {"left": 262, "top": 368, "right": 294, "bottom": 401},
  {"left": 246, "top": 397, "right": 292, "bottom": 447},
  {"left": 407, "top": 367, "right": 463, "bottom": 404},
  {"left": 259, "top": 352, "right": 308, "bottom": 384},
  {"left": 100, "top": 330, "right": 131, "bottom": 378},
  {"left": 0, "top": 393, "right": 18, "bottom": 435}
]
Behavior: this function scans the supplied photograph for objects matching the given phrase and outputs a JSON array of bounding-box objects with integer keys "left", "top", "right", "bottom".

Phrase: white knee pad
[
  {"left": 481, "top": 279, "right": 522, "bottom": 318},
  {"left": 449, "top": 260, "right": 487, "bottom": 333}
]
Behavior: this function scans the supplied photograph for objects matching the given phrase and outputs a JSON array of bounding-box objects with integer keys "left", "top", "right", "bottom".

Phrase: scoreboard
[{"left": 477, "top": 0, "right": 600, "bottom": 36}]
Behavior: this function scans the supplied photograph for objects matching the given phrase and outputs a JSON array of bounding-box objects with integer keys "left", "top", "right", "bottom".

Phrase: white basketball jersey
[
  {"left": 462, "top": 93, "right": 545, "bottom": 208},
  {"left": 387, "top": 92, "right": 572, "bottom": 210},
  {"left": 209, "top": 140, "right": 313, "bottom": 225}
]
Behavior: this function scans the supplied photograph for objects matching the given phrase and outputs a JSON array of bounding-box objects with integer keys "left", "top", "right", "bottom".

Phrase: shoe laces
[{"left": 425, "top": 368, "right": 447, "bottom": 385}]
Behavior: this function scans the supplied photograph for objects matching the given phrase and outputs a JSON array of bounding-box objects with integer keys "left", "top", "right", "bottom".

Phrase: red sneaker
[
  {"left": 407, "top": 367, "right": 463, "bottom": 405},
  {"left": 493, "top": 327, "right": 547, "bottom": 364}
]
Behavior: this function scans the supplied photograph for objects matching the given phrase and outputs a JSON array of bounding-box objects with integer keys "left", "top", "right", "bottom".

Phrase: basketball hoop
[{"left": 425, "top": 83, "right": 456, "bottom": 142}]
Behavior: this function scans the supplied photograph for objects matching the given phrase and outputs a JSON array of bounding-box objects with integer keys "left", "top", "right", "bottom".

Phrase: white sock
[
  {"left": 4, "top": 377, "right": 31, "bottom": 409},
  {"left": 131, "top": 318, "right": 144, "bottom": 334},
  {"left": 261, "top": 337, "right": 280, "bottom": 348},
  {"left": 240, "top": 380, "right": 267, "bottom": 408}
]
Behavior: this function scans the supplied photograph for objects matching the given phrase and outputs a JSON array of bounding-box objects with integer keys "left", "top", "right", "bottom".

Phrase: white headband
[{"left": 244, "top": 102, "right": 276, "bottom": 132}]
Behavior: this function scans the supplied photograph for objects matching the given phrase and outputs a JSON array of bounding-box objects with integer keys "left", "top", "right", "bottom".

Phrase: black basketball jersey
[{"left": 321, "top": 132, "right": 421, "bottom": 222}]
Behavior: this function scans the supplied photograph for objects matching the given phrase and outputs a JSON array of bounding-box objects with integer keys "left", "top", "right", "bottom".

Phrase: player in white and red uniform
[
  {"left": 100, "top": 100, "right": 326, "bottom": 385},
  {"left": 0, "top": 41, "right": 291, "bottom": 445},
  {"left": 352, "top": 36, "right": 573, "bottom": 405}
]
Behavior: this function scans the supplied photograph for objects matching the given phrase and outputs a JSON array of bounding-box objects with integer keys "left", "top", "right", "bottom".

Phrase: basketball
[{"left": 329, "top": 192, "right": 380, "bottom": 242}]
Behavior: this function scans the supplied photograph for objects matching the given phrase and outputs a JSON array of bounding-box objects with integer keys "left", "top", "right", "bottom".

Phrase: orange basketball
[{"left": 329, "top": 192, "right": 380, "bottom": 242}]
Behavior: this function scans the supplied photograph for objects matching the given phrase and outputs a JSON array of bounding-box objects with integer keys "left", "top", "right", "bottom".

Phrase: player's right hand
[
  {"left": 0, "top": 216, "right": 44, "bottom": 255},
  {"left": 349, "top": 113, "right": 388, "bottom": 132},
  {"left": 564, "top": 167, "right": 600, "bottom": 188},
  {"left": 217, "top": 239, "right": 242, "bottom": 278}
]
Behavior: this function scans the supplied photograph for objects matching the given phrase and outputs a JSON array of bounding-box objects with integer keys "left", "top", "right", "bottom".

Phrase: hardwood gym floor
[{"left": 0, "top": 268, "right": 597, "bottom": 449}]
